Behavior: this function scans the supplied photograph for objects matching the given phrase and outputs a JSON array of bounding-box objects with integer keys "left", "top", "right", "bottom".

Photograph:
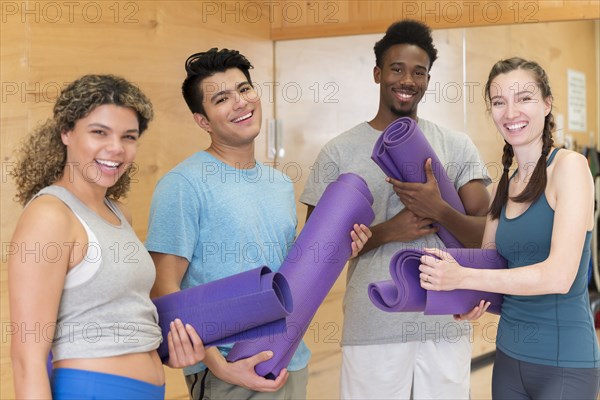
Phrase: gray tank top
[{"left": 32, "top": 186, "right": 162, "bottom": 361}]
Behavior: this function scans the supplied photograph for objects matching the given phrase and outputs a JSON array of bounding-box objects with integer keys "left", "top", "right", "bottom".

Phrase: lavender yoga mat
[
  {"left": 369, "top": 248, "right": 507, "bottom": 315},
  {"left": 227, "top": 173, "right": 375, "bottom": 378},
  {"left": 372, "top": 117, "right": 465, "bottom": 248},
  {"left": 153, "top": 266, "right": 293, "bottom": 363},
  {"left": 47, "top": 352, "right": 53, "bottom": 378}
]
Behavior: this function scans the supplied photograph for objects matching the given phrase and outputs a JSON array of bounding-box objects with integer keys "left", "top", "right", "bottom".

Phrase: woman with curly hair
[{"left": 9, "top": 74, "right": 205, "bottom": 399}]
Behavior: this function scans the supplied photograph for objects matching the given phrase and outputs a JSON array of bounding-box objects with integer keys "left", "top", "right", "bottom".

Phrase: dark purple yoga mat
[
  {"left": 369, "top": 248, "right": 506, "bottom": 315},
  {"left": 372, "top": 117, "right": 465, "bottom": 248},
  {"left": 47, "top": 351, "right": 53, "bottom": 378},
  {"left": 227, "top": 173, "right": 375, "bottom": 378},
  {"left": 153, "top": 266, "right": 293, "bottom": 363}
]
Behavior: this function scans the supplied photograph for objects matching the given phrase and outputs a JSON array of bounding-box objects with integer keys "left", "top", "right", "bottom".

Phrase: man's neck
[
  {"left": 206, "top": 143, "right": 256, "bottom": 169},
  {"left": 369, "top": 109, "right": 417, "bottom": 131}
]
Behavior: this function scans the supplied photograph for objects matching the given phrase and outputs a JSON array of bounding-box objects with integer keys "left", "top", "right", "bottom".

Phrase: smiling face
[
  {"left": 488, "top": 68, "right": 552, "bottom": 149},
  {"left": 374, "top": 43, "right": 430, "bottom": 121},
  {"left": 61, "top": 104, "right": 140, "bottom": 191},
  {"left": 194, "top": 68, "right": 262, "bottom": 147}
]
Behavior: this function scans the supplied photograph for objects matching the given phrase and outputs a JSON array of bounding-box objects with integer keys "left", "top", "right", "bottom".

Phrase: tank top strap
[
  {"left": 105, "top": 198, "right": 127, "bottom": 223},
  {"left": 30, "top": 185, "right": 88, "bottom": 217},
  {"left": 509, "top": 148, "right": 560, "bottom": 180},
  {"left": 546, "top": 147, "right": 559, "bottom": 166}
]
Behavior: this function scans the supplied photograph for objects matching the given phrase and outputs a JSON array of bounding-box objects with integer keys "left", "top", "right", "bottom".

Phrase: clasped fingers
[
  {"left": 165, "top": 319, "right": 205, "bottom": 369},
  {"left": 350, "top": 223, "right": 372, "bottom": 259}
]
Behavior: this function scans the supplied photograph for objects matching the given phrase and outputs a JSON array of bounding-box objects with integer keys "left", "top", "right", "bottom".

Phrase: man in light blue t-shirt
[{"left": 146, "top": 48, "right": 369, "bottom": 400}]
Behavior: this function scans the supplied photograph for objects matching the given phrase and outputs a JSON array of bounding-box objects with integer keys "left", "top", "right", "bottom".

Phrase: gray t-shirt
[{"left": 300, "top": 119, "right": 490, "bottom": 346}]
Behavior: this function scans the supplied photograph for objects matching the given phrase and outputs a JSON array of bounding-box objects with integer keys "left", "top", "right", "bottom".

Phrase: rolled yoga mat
[
  {"left": 369, "top": 248, "right": 507, "bottom": 315},
  {"left": 372, "top": 117, "right": 465, "bottom": 248},
  {"left": 227, "top": 173, "right": 376, "bottom": 378},
  {"left": 47, "top": 352, "right": 53, "bottom": 378},
  {"left": 153, "top": 266, "right": 293, "bottom": 363}
]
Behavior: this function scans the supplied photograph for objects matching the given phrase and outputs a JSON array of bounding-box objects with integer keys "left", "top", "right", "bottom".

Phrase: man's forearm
[
  {"left": 358, "top": 220, "right": 397, "bottom": 256},
  {"left": 437, "top": 206, "right": 487, "bottom": 248}
]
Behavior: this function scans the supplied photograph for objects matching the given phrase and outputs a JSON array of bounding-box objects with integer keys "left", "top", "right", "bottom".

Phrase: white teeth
[
  {"left": 232, "top": 112, "right": 252, "bottom": 123},
  {"left": 506, "top": 122, "right": 528, "bottom": 131},
  {"left": 394, "top": 90, "right": 415, "bottom": 100},
  {"left": 96, "top": 159, "right": 120, "bottom": 168}
]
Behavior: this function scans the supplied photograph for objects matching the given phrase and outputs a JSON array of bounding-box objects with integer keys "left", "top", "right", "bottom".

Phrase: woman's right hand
[{"left": 419, "top": 247, "right": 465, "bottom": 291}]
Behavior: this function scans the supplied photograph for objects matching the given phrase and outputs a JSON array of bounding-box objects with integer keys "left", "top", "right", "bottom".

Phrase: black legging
[{"left": 492, "top": 349, "right": 600, "bottom": 399}]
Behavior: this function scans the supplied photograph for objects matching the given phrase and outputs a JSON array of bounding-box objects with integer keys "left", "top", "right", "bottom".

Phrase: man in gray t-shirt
[{"left": 300, "top": 20, "right": 490, "bottom": 399}]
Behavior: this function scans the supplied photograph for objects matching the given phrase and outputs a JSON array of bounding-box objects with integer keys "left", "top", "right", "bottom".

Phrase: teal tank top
[{"left": 495, "top": 148, "right": 599, "bottom": 368}]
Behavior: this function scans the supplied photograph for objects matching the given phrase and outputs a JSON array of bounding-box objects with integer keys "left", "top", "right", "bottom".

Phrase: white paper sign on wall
[{"left": 567, "top": 69, "right": 587, "bottom": 132}]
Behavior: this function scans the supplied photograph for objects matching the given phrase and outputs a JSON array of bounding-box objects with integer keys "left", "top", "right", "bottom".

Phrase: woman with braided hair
[
  {"left": 9, "top": 74, "right": 205, "bottom": 399},
  {"left": 419, "top": 58, "right": 600, "bottom": 399}
]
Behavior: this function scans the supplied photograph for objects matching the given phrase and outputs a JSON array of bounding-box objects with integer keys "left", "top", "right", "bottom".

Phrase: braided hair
[{"left": 486, "top": 57, "right": 555, "bottom": 219}]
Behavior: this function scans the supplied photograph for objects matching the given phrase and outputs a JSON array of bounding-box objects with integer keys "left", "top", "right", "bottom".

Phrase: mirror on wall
[
  {"left": 271, "top": 19, "right": 599, "bottom": 288},
  {"left": 271, "top": 20, "right": 598, "bottom": 170}
]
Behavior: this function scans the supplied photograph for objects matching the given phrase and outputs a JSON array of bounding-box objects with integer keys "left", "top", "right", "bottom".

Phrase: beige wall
[
  {"left": 465, "top": 21, "right": 599, "bottom": 167},
  {"left": 1, "top": 2, "right": 274, "bottom": 398},
  {"left": 270, "top": 0, "right": 600, "bottom": 40},
  {"left": 1, "top": 1, "right": 598, "bottom": 398}
]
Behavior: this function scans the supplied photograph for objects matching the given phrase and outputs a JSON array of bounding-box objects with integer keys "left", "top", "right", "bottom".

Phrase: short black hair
[
  {"left": 181, "top": 48, "right": 254, "bottom": 115},
  {"left": 374, "top": 19, "right": 438, "bottom": 70}
]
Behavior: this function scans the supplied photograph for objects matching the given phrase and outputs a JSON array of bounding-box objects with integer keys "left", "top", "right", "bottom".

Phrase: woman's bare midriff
[{"left": 53, "top": 350, "right": 165, "bottom": 385}]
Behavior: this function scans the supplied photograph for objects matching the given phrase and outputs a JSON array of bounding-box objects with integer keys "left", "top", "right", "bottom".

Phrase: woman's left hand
[
  {"left": 419, "top": 247, "right": 464, "bottom": 291},
  {"left": 453, "top": 300, "right": 491, "bottom": 321},
  {"left": 349, "top": 224, "right": 372, "bottom": 259},
  {"left": 165, "top": 319, "right": 205, "bottom": 368}
]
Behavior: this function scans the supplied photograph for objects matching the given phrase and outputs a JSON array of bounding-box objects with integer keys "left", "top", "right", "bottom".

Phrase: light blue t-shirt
[{"left": 146, "top": 151, "right": 311, "bottom": 376}]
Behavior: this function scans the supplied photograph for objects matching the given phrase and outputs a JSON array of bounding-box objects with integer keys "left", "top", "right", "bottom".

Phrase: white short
[{"left": 340, "top": 336, "right": 472, "bottom": 399}]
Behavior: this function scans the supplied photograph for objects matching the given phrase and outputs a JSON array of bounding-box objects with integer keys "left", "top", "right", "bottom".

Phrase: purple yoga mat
[
  {"left": 369, "top": 248, "right": 507, "bottom": 315},
  {"left": 153, "top": 266, "right": 293, "bottom": 363},
  {"left": 47, "top": 351, "right": 53, "bottom": 378},
  {"left": 372, "top": 117, "right": 465, "bottom": 248},
  {"left": 227, "top": 173, "right": 375, "bottom": 378}
]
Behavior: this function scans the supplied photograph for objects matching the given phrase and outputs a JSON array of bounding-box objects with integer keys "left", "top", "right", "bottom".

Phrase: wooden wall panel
[
  {"left": 465, "top": 20, "right": 599, "bottom": 167},
  {"left": 271, "top": 0, "right": 599, "bottom": 40},
  {"left": 0, "top": 12, "right": 29, "bottom": 400},
  {"left": 1, "top": 1, "right": 598, "bottom": 398},
  {"left": 1, "top": 1, "right": 273, "bottom": 398}
]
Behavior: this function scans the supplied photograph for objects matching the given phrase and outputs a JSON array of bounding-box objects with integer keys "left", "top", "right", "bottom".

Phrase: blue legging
[
  {"left": 52, "top": 368, "right": 165, "bottom": 400},
  {"left": 492, "top": 349, "right": 600, "bottom": 399}
]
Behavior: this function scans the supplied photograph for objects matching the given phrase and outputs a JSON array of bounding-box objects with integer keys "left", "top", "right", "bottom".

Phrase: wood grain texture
[
  {"left": 1, "top": 1, "right": 598, "bottom": 398},
  {"left": 271, "top": 0, "right": 600, "bottom": 40},
  {"left": 1, "top": 2, "right": 272, "bottom": 398}
]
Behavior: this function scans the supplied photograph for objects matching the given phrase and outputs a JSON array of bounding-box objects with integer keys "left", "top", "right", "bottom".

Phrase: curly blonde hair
[{"left": 11, "top": 74, "right": 154, "bottom": 205}]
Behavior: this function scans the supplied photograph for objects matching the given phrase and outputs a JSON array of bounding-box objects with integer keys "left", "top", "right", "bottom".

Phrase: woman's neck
[
  {"left": 54, "top": 174, "right": 108, "bottom": 212},
  {"left": 512, "top": 140, "right": 548, "bottom": 181}
]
